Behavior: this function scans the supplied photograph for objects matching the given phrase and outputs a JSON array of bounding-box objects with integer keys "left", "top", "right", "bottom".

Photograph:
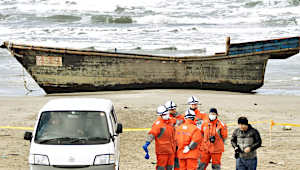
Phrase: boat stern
[{"left": 228, "top": 36, "right": 300, "bottom": 59}]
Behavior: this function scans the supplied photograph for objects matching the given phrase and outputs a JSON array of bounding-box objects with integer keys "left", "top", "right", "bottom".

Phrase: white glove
[{"left": 183, "top": 146, "right": 190, "bottom": 154}]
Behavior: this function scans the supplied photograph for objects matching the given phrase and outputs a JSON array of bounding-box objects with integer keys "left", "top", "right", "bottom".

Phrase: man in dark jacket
[{"left": 231, "top": 117, "right": 262, "bottom": 170}]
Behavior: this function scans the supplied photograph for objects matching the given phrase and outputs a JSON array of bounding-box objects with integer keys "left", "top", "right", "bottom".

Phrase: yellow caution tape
[
  {"left": 249, "top": 120, "right": 271, "bottom": 125},
  {"left": 224, "top": 120, "right": 270, "bottom": 127},
  {"left": 272, "top": 123, "right": 300, "bottom": 127},
  {"left": 0, "top": 126, "right": 33, "bottom": 131},
  {"left": 124, "top": 128, "right": 151, "bottom": 132}
]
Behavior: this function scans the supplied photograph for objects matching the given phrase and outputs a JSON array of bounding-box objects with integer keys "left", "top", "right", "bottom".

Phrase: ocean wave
[
  {"left": 81, "top": 46, "right": 97, "bottom": 50},
  {"left": 135, "top": 13, "right": 263, "bottom": 25},
  {"left": 192, "top": 48, "right": 206, "bottom": 53},
  {"left": 262, "top": 17, "right": 298, "bottom": 26},
  {"left": 264, "top": 80, "right": 288, "bottom": 83},
  {"left": 1, "top": 0, "right": 299, "bottom": 27},
  {"left": 288, "top": 0, "right": 300, "bottom": 6},
  {"left": 158, "top": 46, "right": 177, "bottom": 51},
  {"left": 114, "top": 6, "right": 127, "bottom": 14},
  {"left": 244, "top": 1, "right": 263, "bottom": 8},
  {"left": 0, "top": 13, "right": 82, "bottom": 23},
  {"left": 132, "top": 47, "right": 142, "bottom": 50},
  {"left": 91, "top": 15, "right": 133, "bottom": 24},
  {"left": 135, "top": 15, "right": 192, "bottom": 24},
  {"left": 44, "top": 15, "right": 82, "bottom": 22},
  {"left": 292, "top": 77, "right": 300, "bottom": 81},
  {"left": 255, "top": 88, "right": 300, "bottom": 96},
  {"left": 1, "top": 0, "right": 164, "bottom": 14},
  {"left": 0, "top": 13, "right": 10, "bottom": 20}
]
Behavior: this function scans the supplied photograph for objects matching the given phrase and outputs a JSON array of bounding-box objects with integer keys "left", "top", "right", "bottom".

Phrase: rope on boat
[
  {"left": 22, "top": 68, "right": 33, "bottom": 95},
  {"left": 5, "top": 42, "right": 34, "bottom": 94}
]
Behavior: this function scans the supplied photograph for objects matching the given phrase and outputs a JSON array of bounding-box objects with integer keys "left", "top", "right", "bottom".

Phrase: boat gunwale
[
  {"left": 229, "top": 36, "right": 300, "bottom": 46},
  {"left": 2, "top": 41, "right": 300, "bottom": 62}
]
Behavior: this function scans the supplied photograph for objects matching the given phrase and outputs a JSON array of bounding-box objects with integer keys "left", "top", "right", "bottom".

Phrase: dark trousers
[{"left": 236, "top": 157, "right": 257, "bottom": 170}]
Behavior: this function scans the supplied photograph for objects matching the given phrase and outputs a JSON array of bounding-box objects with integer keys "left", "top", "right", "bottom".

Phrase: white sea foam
[
  {"left": 292, "top": 77, "right": 300, "bottom": 81},
  {"left": 1, "top": 0, "right": 165, "bottom": 15}
]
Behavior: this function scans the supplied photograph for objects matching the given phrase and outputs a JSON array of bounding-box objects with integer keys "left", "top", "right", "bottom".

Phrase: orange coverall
[
  {"left": 194, "top": 109, "right": 208, "bottom": 126},
  {"left": 170, "top": 113, "right": 185, "bottom": 170},
  {"left": 198, "top": 119, "right": 228, "bottom": 170},
  {"left": 148, "top": 117, "right": 176, "bottom": 170},
  {"left": 170, "top": 113, "right": 185, "bottom": 126},
  {"left": 175, "top": 119, "right": 202, "bottom": 170},
  {"left": 194, "top": 109, "right": 208, "bottom": 162}
]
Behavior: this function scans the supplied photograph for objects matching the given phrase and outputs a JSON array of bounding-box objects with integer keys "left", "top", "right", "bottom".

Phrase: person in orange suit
[
  {"left": 198, "top": 108, "right": 228, "bottom": 170},
  {"left": 164, "top": 100, "right": 185, "bottom": 170},
  {"left": 187, "top": 96, "right": 208, "bottom": 128},
  {"left": 143, "top": 105, "right": 176, "bottom": 170},
  {"left": 165, "top": 100, "right": 185, "bottom": 127},
  {"left": 187, "top": 96, "right": 208, "bottom": 167},
  {"left": 175, "top": 109, "right": 202, "bottom": 170}
]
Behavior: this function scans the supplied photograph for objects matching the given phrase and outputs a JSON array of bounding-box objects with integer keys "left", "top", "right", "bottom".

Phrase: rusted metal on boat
[{"left": 1, "top": 37, "right": 299, "bottom": 94}]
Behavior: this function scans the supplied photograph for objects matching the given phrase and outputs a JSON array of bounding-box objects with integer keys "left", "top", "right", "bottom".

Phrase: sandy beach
[{"left": 0, "top": 89, "right": 299, "bottom": 170}]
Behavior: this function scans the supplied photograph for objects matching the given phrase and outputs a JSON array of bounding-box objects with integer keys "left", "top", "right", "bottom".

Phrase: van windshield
[{"left": 34, "top": 111, "right": 111, "bottom": 145}]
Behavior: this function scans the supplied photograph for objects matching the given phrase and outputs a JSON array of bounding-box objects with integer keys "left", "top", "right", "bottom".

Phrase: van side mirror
[
  {"left": 24, "top": 131, "right": 32, "bottom": 141},
  {"left": 116, "top": 123, "right": 123, "bottom": 134}
]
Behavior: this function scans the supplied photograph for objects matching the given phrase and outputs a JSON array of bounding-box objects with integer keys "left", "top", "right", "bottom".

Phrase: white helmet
[
  {"left": 184, "top": 109, "right": 196, "bottom": 119},
  {"left": 187, "top": 96, "right": 199, "bottom": 105},
  {"left": 165, "top": 101, "right": 177, "bottom": 110},
  {"left": 157, "top": 105, "right": 168, "bottom": 115}
]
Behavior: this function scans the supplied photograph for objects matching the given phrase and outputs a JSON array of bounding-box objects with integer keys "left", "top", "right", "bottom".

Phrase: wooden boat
[{"left": 1, "top": 37, "right": 299, "bottom": 94}]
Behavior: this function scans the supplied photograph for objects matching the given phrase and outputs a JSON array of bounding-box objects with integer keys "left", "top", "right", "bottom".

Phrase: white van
[{"left": 24, "top": 98, "right": 123, "bottom": 170}]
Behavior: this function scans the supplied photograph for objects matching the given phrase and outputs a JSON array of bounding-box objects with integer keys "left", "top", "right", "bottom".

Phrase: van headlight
[
  {"left": 29, "top": 154, "right": 50, "bottom": 165},
  {"left": 94, "top": 154, "right": 115, "bottom": 165}
]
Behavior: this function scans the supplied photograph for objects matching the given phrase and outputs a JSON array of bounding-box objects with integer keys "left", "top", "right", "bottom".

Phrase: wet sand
[{"left": 0, "top": 89, "right": 300, "bottom": 170}]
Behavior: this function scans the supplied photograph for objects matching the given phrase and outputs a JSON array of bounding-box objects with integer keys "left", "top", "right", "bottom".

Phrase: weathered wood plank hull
[
  {"left": 1, "top": 36, "right": 299, "bottom": 94},
  {"left": 7, "top": 46, "right": 269, "bottom": 93},
  {"left": 37, "top": 54, "right": 269, "bottom": 93}
]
